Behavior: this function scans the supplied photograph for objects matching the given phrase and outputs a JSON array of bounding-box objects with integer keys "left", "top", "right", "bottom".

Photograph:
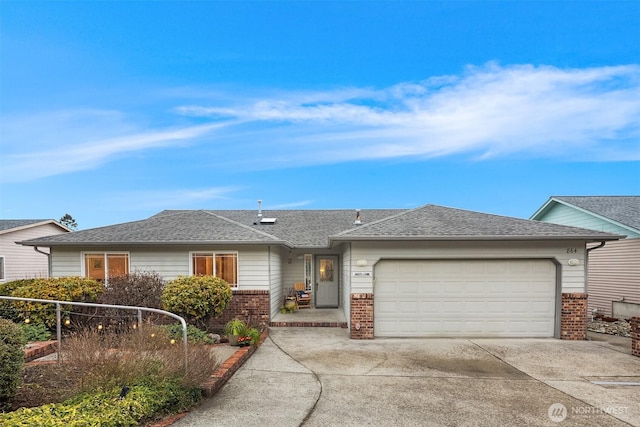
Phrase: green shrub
[
  {"left": 162, "top": 275, "right": 232, "bottom": 328},
  {"left": 10, "top": 277, "right": 104, "bottom": 327},
  {"left": 224, "top": 318, "right": 249, "bottom": 336},
  {"left": 1, "top": 325, "right": 216, "bottom": 422},
  {"left": 163, "top": 323, "right": 214, "bottom": 344},
  {"left": 20, "top": 322, "right": 52, "bottom": 342},
  {"left": 0, "top": 380, "right": 203, "bottom": 426},
  {"left": 0, "top": 279, "right": 38, "bottom": 322},
  {"left": 248, "top": 327, "right": 261, "bottom": 345},
  {"left": 0, "top": 318, "right": 26, "bottom": 410}
]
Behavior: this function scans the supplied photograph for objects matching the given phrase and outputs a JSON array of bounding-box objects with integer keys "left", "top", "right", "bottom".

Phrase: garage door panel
[
  {"left": 398, "top": 301, "right": 419, "bottom": 313},
  {"left": 375, "top": 259, "right": 556, "bottom": 338},
  {"left": 377, "top": 300, "right": 399, "bottom": 314},
  {"left": 398, "top": 283, "right": 419, "bottom": 294}
]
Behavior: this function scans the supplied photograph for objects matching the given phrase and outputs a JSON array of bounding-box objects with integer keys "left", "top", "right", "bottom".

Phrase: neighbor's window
[
  {"left": 0, "top": 256, "right": 5, "bottom": 281},
  {"left": 191, "top": 252, "right": 238, "bottom": 287},
  {"left": 84, "top": 253, "right": 129, "bottom": 282}
]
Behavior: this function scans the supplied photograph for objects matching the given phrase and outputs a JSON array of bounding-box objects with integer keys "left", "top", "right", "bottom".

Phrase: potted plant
[
  {"left": 224, "top": 319, "right": 249, "bottom": 346},
  {"left": 248, "top": 327, "right": 261, "bottom": 345}
]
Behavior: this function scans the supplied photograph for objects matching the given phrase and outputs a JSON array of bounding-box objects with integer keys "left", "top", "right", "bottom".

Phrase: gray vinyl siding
[
  {"left": 282, "top": 251, "right": 305, "bottom": 290},
  {"left": 51, "top": 245, "right": 272, "bottom": 289},
  {"left": 537, "top": 204, "right": 639, "bottom": 238},
  {"left": 587, "top": 239, "right": 640, "bottom": 317},
  {"left": 269, "top": 246, "right": 284, "bottom": 316},
  {"left": 0, "top": 224, "right": 68, "bottom": 280},
  {"left": 50, "top": 247, "right": 83, "bottom": 277},
  {"left": 341, "top": 242, "right": 351, "bottom": 324},
  {"left": 348, "top": 240, "right": 586, "bottom": 294}
]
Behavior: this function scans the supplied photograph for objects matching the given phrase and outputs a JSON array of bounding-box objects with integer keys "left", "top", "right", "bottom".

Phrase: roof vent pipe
[
  {"left": 354, "top": 209, "right": 362, "bottom": 225},
  {"left": 257, "top": 200, "right": 263, "bottom": 218}
]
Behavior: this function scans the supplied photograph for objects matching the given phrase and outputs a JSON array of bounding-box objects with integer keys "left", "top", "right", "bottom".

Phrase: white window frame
[
  {"left": 81, "top": 252, "right": 130, "bottom": 282},
  {"left": 189, "top": 251, "right": 238, "bottom": 287},
  {"left": 0, "top": 255, "right": 5, "bottom": 281}
]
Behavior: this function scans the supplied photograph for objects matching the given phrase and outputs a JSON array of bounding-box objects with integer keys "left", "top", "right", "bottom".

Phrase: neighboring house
[
  {"left": 531, "top": 196, "right": 640, "bottom": 319},
  {"left": 0, "top": 219, "right": 72, "bottom": 282},
  {"left": 19, "top": 204, "right": 622, "bottom": 340}
]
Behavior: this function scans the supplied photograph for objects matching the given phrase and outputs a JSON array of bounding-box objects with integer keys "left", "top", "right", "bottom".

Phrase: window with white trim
[
  {"left": 84, "top": 253, "right": 129, "bottom": 282},
  {"left": 191, "top": 252, "right": 238, "bottom": 287},
  {"left": 0, "top": 256, "right": 5, "bottom": 281}
]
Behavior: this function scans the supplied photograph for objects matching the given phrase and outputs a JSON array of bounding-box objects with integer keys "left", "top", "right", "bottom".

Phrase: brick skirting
[
  {"left": 199, "top": 328, "right": 269, "bottom": 397},
  {"left": 208, "top": 289, "right": 270, "bottom": 333},
  {"left": 561, "top": 293, "right": 588, "bottom": 340},
  {"left": 631, "top": 317, "right": 639, "bottom": 358},
  {"left": 350, "top": 293, "right": 374, "bottom": 339}
]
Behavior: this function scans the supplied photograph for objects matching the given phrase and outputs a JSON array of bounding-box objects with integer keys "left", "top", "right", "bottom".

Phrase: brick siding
[
  {"left": 350, "top": 293, "right": 374, "bottom": 339},
  {"left": 631, "top": 317, "right": 639, "bottom": 358},
  {"left": 561, "top": 293, "right": 588, "bottom": 340},
  {"left": 208, "top": 290, "right": 270, "bottom": 333}
]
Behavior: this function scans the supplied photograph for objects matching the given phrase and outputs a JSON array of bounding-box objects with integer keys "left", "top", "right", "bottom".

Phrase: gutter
[
  {"left": 18, "top": 239, "right": 296, "bottom": 249},
  {"left": 329, "top": 235, "right": 625, "bottom": 245},
  {"left": 586, "top": 241, "right": 606, "bottom": 253}
]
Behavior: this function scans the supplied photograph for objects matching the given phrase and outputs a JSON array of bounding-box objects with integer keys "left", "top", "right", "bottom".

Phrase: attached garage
[{"left": 374, "top": 259, "right": 558, "bottom": 338}]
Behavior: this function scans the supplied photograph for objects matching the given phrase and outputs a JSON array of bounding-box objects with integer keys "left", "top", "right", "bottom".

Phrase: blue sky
[{"left": 1, "top": 1, "right": 638, "bottom": 230}]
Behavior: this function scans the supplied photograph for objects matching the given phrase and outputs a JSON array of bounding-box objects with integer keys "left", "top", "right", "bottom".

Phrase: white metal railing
[{"left": 0, "top": 296, "right": 189, "bottom": 372}]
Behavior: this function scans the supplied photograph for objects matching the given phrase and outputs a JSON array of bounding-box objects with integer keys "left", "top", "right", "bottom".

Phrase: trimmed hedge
[
  {"left": 0, "top": 279, "right": 37, "bottom": 322},
  {"left": 162, "top": 276, "right": 232, "bottom": 328},
  {"left": 8, "top": 277, "right": 103, "bottom": 327},
  {"left": 0, "top": 319, "right": 26, "bottom": 410}
]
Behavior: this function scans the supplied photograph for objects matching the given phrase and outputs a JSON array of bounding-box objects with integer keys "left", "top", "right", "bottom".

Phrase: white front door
[{"left": 315, "top": 255, "right": 339, "bottom": 307}]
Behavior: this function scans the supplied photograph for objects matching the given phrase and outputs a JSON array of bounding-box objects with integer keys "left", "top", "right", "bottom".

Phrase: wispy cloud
[
  {"left": 103, "top": 187, "right": 240, "bottom": 211},
  {"left": 3, "top": 64, "right": 638, "bottom": 183},
  {"left": 0, "top": 109, "right": 228, "bottom": 182},
  {"left": 269, "top": 200, "right": 314, "bottom": 209},
  {"left": 178, "top": 63, "right": 639, "bottom": 164}
]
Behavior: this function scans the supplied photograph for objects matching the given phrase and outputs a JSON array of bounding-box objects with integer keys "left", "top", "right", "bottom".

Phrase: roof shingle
[
  {"left": 20, "top": 205, "right": 622, "bottom": 248},
  {"left": 552, "top": 196, "right": 640, "bottom": 231}
]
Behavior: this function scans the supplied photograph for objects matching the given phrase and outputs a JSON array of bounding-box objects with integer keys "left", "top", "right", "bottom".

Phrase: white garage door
[{"left": 375, "top": 259, "right": 557, "bottom": 338}]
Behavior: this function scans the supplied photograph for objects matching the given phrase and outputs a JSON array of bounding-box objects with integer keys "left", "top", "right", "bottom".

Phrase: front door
[{"left": 315, "top": 255, "right": 339, "bottom": 307}]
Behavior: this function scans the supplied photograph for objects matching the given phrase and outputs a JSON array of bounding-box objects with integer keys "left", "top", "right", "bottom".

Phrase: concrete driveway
[{"left": 173, "top": 328, "right": 640, "bottom": 427}]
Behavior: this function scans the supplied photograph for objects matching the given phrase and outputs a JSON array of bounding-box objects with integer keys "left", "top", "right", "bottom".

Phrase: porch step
[{"left": 270, "top": 321, "right": 348, "bottom": 328}]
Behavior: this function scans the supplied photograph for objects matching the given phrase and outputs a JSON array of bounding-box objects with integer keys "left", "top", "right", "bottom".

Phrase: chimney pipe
[
  {"left": 257, "top": 200, "right": 263, "bottom": 218},
  {"left": 354, "top": 209, "right": 362, "bottom": 225}
]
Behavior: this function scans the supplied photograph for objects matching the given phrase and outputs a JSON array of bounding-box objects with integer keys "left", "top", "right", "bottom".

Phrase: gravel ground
[{"left": 587, "top": 319, "right": 631, "bottom": 337}]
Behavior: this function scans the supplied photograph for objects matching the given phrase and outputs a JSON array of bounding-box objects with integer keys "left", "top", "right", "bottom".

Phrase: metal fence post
[{"left": 56, "top": 302, "right": 61, "bottom": 364}]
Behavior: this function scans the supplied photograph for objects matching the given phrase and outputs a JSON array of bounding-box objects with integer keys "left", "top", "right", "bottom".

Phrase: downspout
[
  {"left": 33, "top": 246, "right": 52, "bottom": 277},
  {"left": 584, "top": 241, "right": 606, "bottom": 314},
  {"left": 586, "top": 241, "right": 606, "bottom": 253}
]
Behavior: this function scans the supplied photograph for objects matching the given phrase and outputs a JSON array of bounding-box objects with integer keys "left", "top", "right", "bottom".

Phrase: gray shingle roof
[
  {"left": 0, "top": 219, "right": 51, "bottom": 232},
  {"left": 20, "top": 205, "right": 621, "bottom": 248},
  {"left": 552, "top": 196, "right": 640, "bottom": 231},
  {"left": 21, "top": 210, "right": 285, "bottom": 246},
  {"left": 333, "top": 204, "right": 621, "bottom": 241}
]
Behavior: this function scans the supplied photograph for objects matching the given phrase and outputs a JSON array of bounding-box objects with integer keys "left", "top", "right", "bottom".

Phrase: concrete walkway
[{"left": 173, "top": 328, "right": 640, "bottom": 427}]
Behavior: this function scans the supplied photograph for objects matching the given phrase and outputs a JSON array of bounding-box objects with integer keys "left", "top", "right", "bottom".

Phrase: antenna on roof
[
  {"left": 354, "top": 209, "right": 362, "bottom": 225},
  {"left": 257, "top": 200, "right": 263, "bottom": 218}
]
